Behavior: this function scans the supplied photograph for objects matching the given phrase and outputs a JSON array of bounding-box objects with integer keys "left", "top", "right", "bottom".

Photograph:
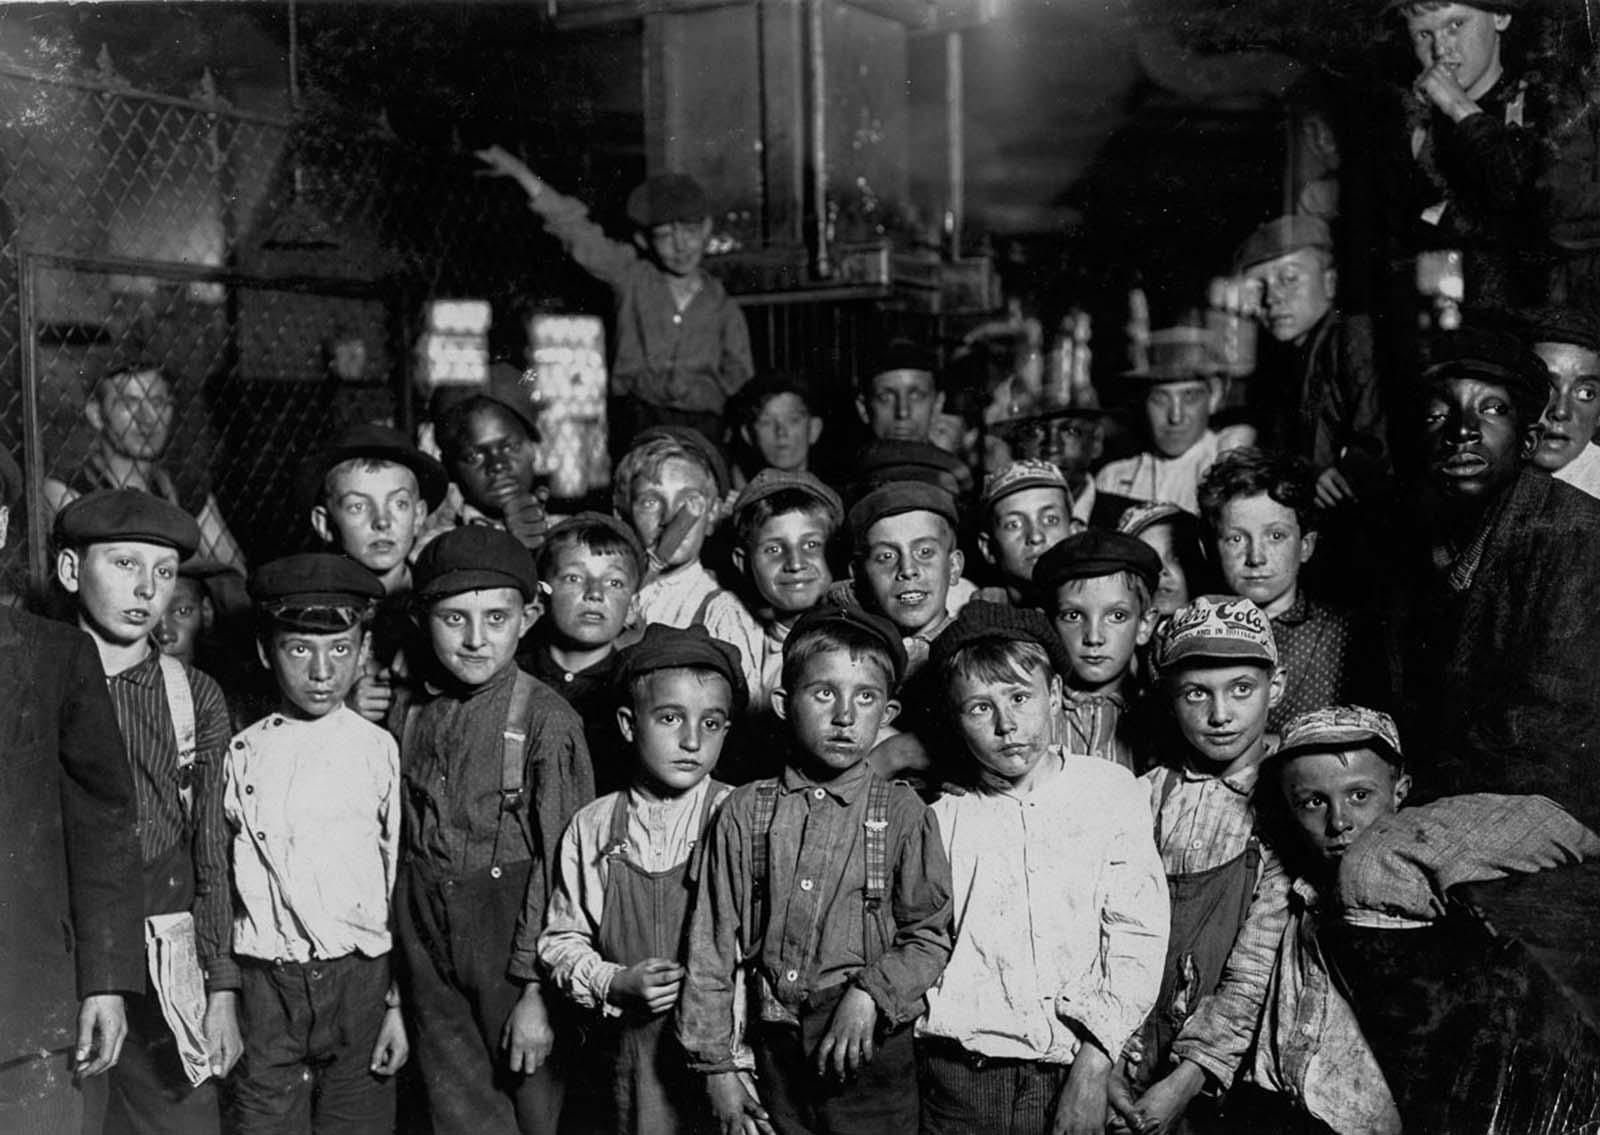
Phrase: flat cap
[
  {"left": 1273, "top": 704, "right": 1404, "bottom": 767},
  {"left": 626, "top": 173, "right": 710, "bottom": 228},
  {"left": 298, "top": 423, "right": 450, "bottom": 512},
  {"left": 432, "top": 361, "right": 542, "bottom": 441},
  {"left": 1032, "top": 529, "right": 1162, "bottom": 595},
  {"left": 848, "top": 480, "right": 959, "bottom": 550},
  {"left": 786, "top": 602, "right": 909, "bottom": 689},
  {"left": 543, "top": 512, "right": 647, "bottom": 580},
  {"left": 634, "top": 425, "right": 731, "bottom": 497},
  {"left": 413, "top": 525, "right": 538, "bottom": 600},
  {"left": 1234, "top": 214, "right": 1333, "bottom": 273},
  {"left": 1519, "top": 305, "right": 1600, "bottom": 354},
  {"left": 1418, "top": 326, "right": 1549, "bottom": 394},
  {"left": 1117, "top": 501, "right": 1189, "bottom": 538},
  {"left": 927, "top": 600, "right": 1074, "bottom": 684},
  {"left": 981, "top": 459, "right": 1069, "bottom": 512},
  {"left": 855, "top": 440, "right": 970, "bottom": 497},
  {"left": 54, "top": 488, "right": 200, "bottom": 557},
  {"left": 1154, "top": 594, "right": 1277, "bottom": 671},
  {"left": 732, "top": 469, "right": 843, "bottom": 529},
  {"left": 249, "top": 553, "right": 384, "bottom": 610},
  {"left": 615, "top": 622, "right": 748, "bottom": 711},
  {"left": 0, "top": 444, "right": 21, "bottom": 509},
  {"left": 866, "top": 338, "right": 937, "bottom": 380}
]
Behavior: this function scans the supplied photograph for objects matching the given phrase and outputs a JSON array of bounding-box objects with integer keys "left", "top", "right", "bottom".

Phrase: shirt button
[
  {"left": 490, "top": 866, "right": 503, "bottom": 879},
  {"left": 1191, "top": 840, "right": 1202, "bottom": 850},
  {"left": 785, "top": 970, "right": 798, "bottom": 983},
  {"left": 673, "top": 313, "right": 683, "bottom": 325},
  {"left": 799, "top": 879, "right": 814, "bottom": 892},
  {"left": 813, "top": 789, "right": 825, "bottom": 800},
  {"left": 245, "top": 785, "right": 254, "bottom": 795},
  {"left": 232, "top": 740, "right": 245, "bottom": 750},
  {"left": 563, "top": 672, "right": 574, "bottom": 683},
  {"left": 256, "top": 831, "right": 267, "bottom": 840}
]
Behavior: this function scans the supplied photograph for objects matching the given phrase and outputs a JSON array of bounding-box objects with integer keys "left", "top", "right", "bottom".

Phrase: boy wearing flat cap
[
  {"left": 847, "top": 480, "right": 965, "bottom": 673},
  {"left": 678, "top": 604, "right": 953, "bottom": 1135},
  {"left": 974, "top": 459, "right": 1076, "bottom": 608},
  {"left": 1031, "top": 529, "right": 1163, "bottom": 769},
  {"left": 477, "top": 146, "right": 752, "bottom": 446},
  {"left": 1522, "top": 305, "right": 1600, "bottom": 498},
  {"left": 54, "top": 488, "right": 233, "bottom": 1135},
  {"left": 216, "top": 554, "right": 406, "bottom": 1134},
  {"left": 919, "top": 602, "right": 1167, "bottom": 1135},
  {"left": 395, "top": 526, "right": 594, "bottom": 1135},
  {"left": 1114, "top": 596, "right": 1292, "bottom": 1135},
  {"left": 536, "top": 624, "right": 742, "bottom": 1135}
]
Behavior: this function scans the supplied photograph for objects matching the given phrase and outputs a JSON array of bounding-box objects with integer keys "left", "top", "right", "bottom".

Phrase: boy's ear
[
  {"left": 56, "top": 547, "right": 82, "bottom": 594},
  {"left": 931, "top": 390, "right": 946, "bottom": 417},
  {"left": 1136, "top": 604, "right": 1160, "bottom": 646},
  {"left": 770, "top": 687, "right": 789, "bottom": 722},
  {"left": 84, "top": 396, "right": 106, "bottom": 433},
  {"left": 616, "top": 704, "right": 636, "bottom": 743},
  {"left": 1494, "top": 11, "right": 1511, "bottom": 31},
  {"left": 1267, "top": 666, "right": 1288, "bottom": 709},
  {"left": 1046, "top": 673, "right": 1063, "bottom": 716},
  {"left": 1323, "top": 266, "right": 1339, "bottom": 302},
  {"left": 256, "top": 638, "right": 272, "bottom": 671},
  {"left": 633, "top": 232, "right": 651, "bottom": 255},
  {"left": 730, "top": 546, "right": 747, "bottom": 576},
  {"left": 1300, "top": 530, "right": 1318, "bottom": 565},
  {"left": 310, "top": 504, "right": 335, "bottom": 545},
  {"left": 855, "top": 395, "right": 870, "bottom": 427},
  {"left": 0, "top": 504, "right": 8, "bottom": 552},
  {"left": 880, "top": 697, "right": 902, "bottom": 729},
  {"left": 522, "top": 598, "right": 543, "bottom": 628},
  {"left": 975, "top": 531, "right": 996, "bottom": 567},
  {"left": 948, "top": 547, "right": 965, "bottom": 584},
  {"left": 807, "top": 416, "right": 824, "bottom": 446},
  {"left": 1518, "top": 421, "right": 1542, "bottom": 462},
  {"left": 357, "top": 629, "right": 373, "bottom": 670},
  {"left": 200, "top": 595, "right": 216, "bottom": 632},
  {"left": 1392, "top": 770, "right": 1413, "bottom": 809}
]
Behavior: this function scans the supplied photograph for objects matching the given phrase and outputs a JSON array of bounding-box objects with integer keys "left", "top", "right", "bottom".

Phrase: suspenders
[
  {"left": 156, "top": 654, "right": 198, "bottom": 821},
  {"left": 749, "top": 775, "right": 893, "bottom": 958}
]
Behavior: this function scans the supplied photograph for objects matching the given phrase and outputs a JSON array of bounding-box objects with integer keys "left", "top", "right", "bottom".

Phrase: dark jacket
[
  {"left": 1406, "top": 470, "right": 1600, "bottom": 828},
  {"left": 0, "top": 608, "right": 144, "bottom": 1062}
]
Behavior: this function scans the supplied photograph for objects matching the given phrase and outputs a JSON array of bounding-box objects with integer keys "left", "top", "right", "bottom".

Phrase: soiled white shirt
[
  {"left": 1556, "top": 442, "right": 1600, "bottom": 501},
  {"left": 1094, "top": 431, "right": 1222, "bottom": 515},
  {"left": 1144, "top": 760, "right": 1261, "bottom": 875},
  {"left": 633, "top": 560, "right": 759, "bottom": 648},
  {"left": 223, "top": 707, "right": 400, "bottom": 963},
  {"left": 538, "top": 779, "right": 730, "bottom": 1013},
  {"left": 920, "top": 750, "right": 1169, "bottom": 1062}
]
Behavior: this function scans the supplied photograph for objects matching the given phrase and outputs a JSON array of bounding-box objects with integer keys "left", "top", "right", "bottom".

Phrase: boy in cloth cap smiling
[
  {"left": 394, "top": 526, "right": 594, "bottom": 1135},
  {"left": 54, "top": 489, "right": 234, "bottom": 1135},
  {"left": 477, "top": 146, "right": 752, "bottom": 446},
  {"left": 217, "top": 554, "right": 406, "bottom": 1134}
]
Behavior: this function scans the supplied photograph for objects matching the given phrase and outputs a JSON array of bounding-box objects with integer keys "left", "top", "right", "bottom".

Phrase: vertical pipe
[
  {"left": 945, "top": 30, "right": 963, "bottom": 258},
  {"left": 17, "top": 252, "right": 45, "bottom": 583},
  {"left": 808, "top": 0, "right": 829, "bottom": 278}
]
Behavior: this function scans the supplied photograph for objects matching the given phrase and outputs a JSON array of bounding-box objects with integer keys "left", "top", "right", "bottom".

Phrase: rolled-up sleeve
[
  {"left": 537, "top": 810, "right": 623, "bottom": 1014},
  {"left": 853, "top": 805, "right": 954, "bottom": 1027}
]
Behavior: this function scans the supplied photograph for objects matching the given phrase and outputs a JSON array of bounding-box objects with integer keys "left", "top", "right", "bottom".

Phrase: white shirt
[
  {"left": 1095, "top": 430, "right": 1222, "bottom": 515},
  {"left": 1556, "top": 442, "right": 1600, "bottom": 501},
  {"left": 634, "top": 561, "right": 756, "bottom": 641},
  {"left": 919, "top": 750, "right": 1170, "bottom": 1062},
  {"left": 223, "top": 707, "right": 400, "bottom": 963}
]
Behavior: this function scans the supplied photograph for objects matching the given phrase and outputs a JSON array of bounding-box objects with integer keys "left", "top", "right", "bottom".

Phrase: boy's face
[
  {"left": 154, "top": 577, "right": 209, "bottom": 663},
  {"left": 449, "top": 405, "right": 538, "bottom": 516},
  {"left": 629, "top": 457, "right": 715, "bottom": 570},
  {"left": 980, "top": 486, "right": 1071, "bottom": 586},
  {"left": 736, "top": 509, "right": 832, "bottom": 617},
  {"left": 647, "top": 218, "right": 713, "bottom": 278},
  {"left": 618, "top": 668, "right": 732, "bottom": 795},
  {"left": 1055, "top": 417, "right": 1104, "bottom": 478},
  {"left": 426, "top": 586, "right": 538, "bottom": 686},
  {"left": 1214, "top": 494, "right": 1315, "bottom": 619},
  {"left": 1532, "top": 342, "right": 1600, "bottom": 474},
  {"left": 1168, "top": 661, "right": 1283, "bottom": 768},
  {"left": 1053, "top": 574, "right": 1157, "bottom": 694},
  {"left": 858, "top": 370, "right": 943, "bottom": 443},
  {"left": 313, "top": 463, "right": 427, "bottom": 575},
  {"left": 1137, "top": 523, "right": 1191, "bottom": 617},
  {"left": 1279, "top": 747, "right": 1411, "bottom": 866},
  {"left": 951, "top": 661, "right": 1061, "bottom": 786},
  {"left": 1246, "top": 248, "right": 1335, "bottom": 346},
  {"left": 1405, "top": 3, "right": 1511, "bottom": 98},
  {"left": 543, "top": 545, "right": 636, "bottom": 649},
  {"left": 58, "top": 540, "right": 180, "bottom": 647},
  {"left": 90, "top": 370, "right": 174, "bottom": 462},
  {"left": 1144, "top": 380, "right": 1218, "bottom": 459},
  {"left": 260, "top": 623, "right": 368, "bottom": 720},
  {"left": 747, "top": 393, "right": 820, "bottom": 473},
  {"left": 1420, "top": 377, "right": 1535, "bottom": 505},
  {"left": 858, "top": 511, "right": 963, "bottom": 636},
  {"left": 775, "top": 648, "right": 900, "bottom": 777}
]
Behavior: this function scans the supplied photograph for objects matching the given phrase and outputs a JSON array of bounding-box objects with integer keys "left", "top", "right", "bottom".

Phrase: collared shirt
[
  {"left": 1060, "top": 690, "right": 1134, "bottom": 770},
  {"left": 1094, "top": 431, "right": 1223, "bottom": 515},
  {"left": 1144, "top": 759, "right": 1262, "bottom": 875},
  {"left": 538, "top": 779, "right": 730, "bottom": 1013},
  {"left": 222, "top": 707, "right": 399, "bottom": 963},
  {"left": 1269, "top": 596, "right": 1385, "bottom": 735},
  {"left": 530, "top": 186, "right": 753, "bottom": 414},
  {"left": 1070, "top": 479, "right": 1097, "bottom": 527},
  {"left": 633, "top": 561, "right": 758, "bottom": 647},
  {"left": 919, "top": 750, "right": 1168, "bottom": 1063},
  {"left": 677, "top": 761, "right": 953, "bottom": 1073},
  {"left": 1555, "top": 442, "right": 1600, "bottom": 501},
  {"left": 108, "top": 647, "right": 236, "bottom": 991}
]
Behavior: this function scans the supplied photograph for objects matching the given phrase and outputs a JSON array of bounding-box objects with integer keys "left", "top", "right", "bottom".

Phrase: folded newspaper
[{"left": 144, "top": 912, "right": 212, "bottom": 1087}]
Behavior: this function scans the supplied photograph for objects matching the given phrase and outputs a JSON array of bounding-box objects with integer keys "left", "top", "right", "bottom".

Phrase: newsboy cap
[
  {"left": 626, "top": 173, "right": 710, "bottom": 228},
  {"left": 615, "top": 623, "right": 749, "bottom": 712},
  {"left": 848, "top": 480, "right": 960, "bottom": 551},
  {"left": 413, "top": 525, "right": 538, "bottom": 600},
  {"left": 927, "top": 600, "right": 1074, "bottom": 685},
  {"left": 1234, "top": 214, "right": 1334, "bottom": 274},
  {"left": 1032, "top": 529, "right": 1162, "bottom": 595},
  {"left": 249, "top": 553, "right": 385, "bottom": 610},
  {"left": 732, "top": 468, "right": 844, "bottom": 530},
  {"left": 54, "top": 488, "right": 200, "bottom": 557}
]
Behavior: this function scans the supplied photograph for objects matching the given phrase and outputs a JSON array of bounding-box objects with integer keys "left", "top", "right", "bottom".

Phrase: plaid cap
[
  {"left": 786, "top": 602, "right": 909, "bottom": 689},
  {"left": 1154, "top": 594, "right": 1277, "bottom": 670},
  {"left": 1234, "top": 214, "right": 1333, "bottom": 273},
  {"left": 732, "top": 468, "right": 843, "bottom": 530},
  {"left": 54, "top": 488, "right": 200, "bottom": 558},
  {"left": 615, "top": 622, "right": 748, "bottom": 712},
  {"left": 1117, "top": 500, "right": 1188, "bottom": 537},
  {"left": 626, "top": 173, "right": 710, "bottom": 228},
  {"left": 1274, "top": 705, "right": 1404, "bottom": 767},
  {"left": 981, "top": 459, "right": 1068, "bottom": 512},
  {"left": 927, "top": 600, "right": 1074, "bottom": 685}
]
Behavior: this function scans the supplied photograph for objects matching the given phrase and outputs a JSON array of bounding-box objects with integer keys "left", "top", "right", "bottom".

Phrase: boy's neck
[
  {"left": 1261, "top": 583, "right": 1299, "bottom": 621},
  {"left": 86, "top": 625, "right": 152, "bottom": 677},
  {"left": 633, "top": 772, "right": 700, "bottom": 804},
  {"left": 1186, "top": 735, "right": 1270, "bottom": 782},
  {"left": 546, "top": 637, "right": 615, "bottom": 675},
  {"left": 793, "top": 752, "right": 866, "bottom": 785},
  {"left": 376, "top": 561, "right": 412, "bottom": 596}
]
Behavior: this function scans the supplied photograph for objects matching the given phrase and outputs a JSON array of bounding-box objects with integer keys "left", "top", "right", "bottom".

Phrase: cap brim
[
  {"left": 1161, "top": 640, "right": 1276, "bottom": 668},
  {"left": 416, "top": 568, "right": 533, "bottom": 600},
  {"left": 1274, "top": 727, "right": 1402, "bottom": 763},
  {"left": 983, "top": 475, "right": 1067, "bottom": 509}
]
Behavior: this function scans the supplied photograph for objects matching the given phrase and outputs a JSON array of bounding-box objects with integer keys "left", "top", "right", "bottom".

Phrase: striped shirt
[{"left": 1143, "top": 760, "right": 1261, "bottom": 875}]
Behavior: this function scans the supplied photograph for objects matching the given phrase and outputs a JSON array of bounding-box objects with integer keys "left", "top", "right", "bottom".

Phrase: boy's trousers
[
  {"left": 914, "top": 1039, "right": 1068, "bottom": 1135},
  {"left": 751, "top": 984, "right": 918, "bottom": 1135},
  {"left": 397, "top": 859, "right": 564, "bottom": 1135},
  {"left": 234, "top": 952, "right": 395, "bottom": 1135}
]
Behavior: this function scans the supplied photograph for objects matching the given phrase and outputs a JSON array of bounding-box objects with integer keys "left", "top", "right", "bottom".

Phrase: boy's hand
[
  {"left": 502, "top": 984, "right": 555, "bottom": 1075},
  {"left": 606, "top": 958, "right": 685, "bottom": 1015},
  {"left": 706, "top": 1070, "right": 775, "bottom": 1135},
  {"left": 1414, "top": 62, "right": 1481, "bottom": 122},
  {"left": 475, "top": 145, "right": 545, "bottom": 198},
  {"left": 1051, "top": 1041, "right": 1110, "bottom": 1135},
  {"left": 1106, "top": 1058, "right": 1149, "bottom": 1135},
  {"left": 813, "top": 986, "right": 878, "bottom": 1081},
  {"left": 495, "top": 485, "right": 549, "bottom": 552},
  {"left": 203, "top": 990, "right": 243, "bottom": 1079},
  {"left": 369, "top": 1007, "right": 409, "bottom": 1076},
  {"left": 74, "top": 994, "right": 127, "bottom": 1078},
  {"left": 349, "top": 667, "right": 395, "bottom": 722},
  {"left": 1130, "top": 1061, "right": 1207, "bottom": 1135},
  {"left": 1315, "top": 465, "right": 1356, "bottom": 508}
]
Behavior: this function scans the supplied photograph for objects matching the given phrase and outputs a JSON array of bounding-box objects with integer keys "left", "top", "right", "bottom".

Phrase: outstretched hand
[{"left": 475, "top": 145, "right": 544, "bottom": 198}]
